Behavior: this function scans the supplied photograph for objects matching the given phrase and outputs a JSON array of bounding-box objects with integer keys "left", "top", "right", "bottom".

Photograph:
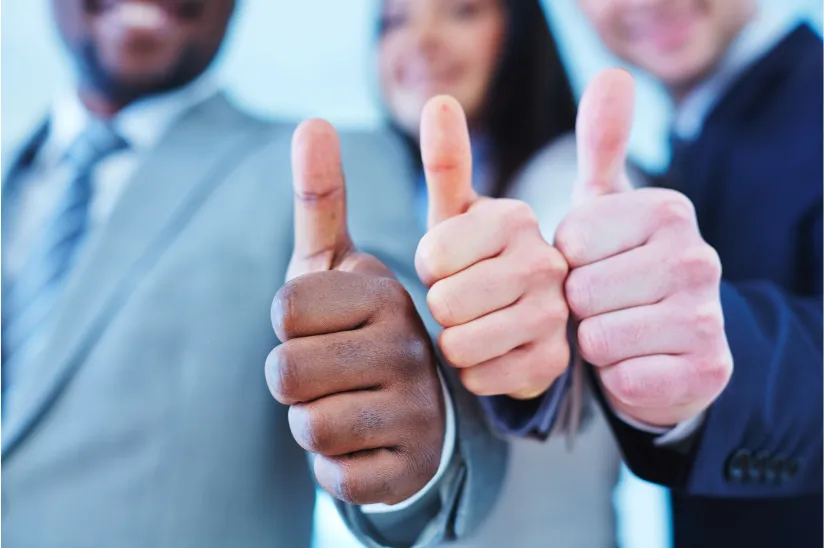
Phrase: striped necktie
[{"left": 2, "top": 121, "right": 128, "bottom": 393}]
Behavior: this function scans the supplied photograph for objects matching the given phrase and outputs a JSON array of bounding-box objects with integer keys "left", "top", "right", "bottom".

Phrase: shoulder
[{"left": 509, "top": 133, "right": 578, "bottom": 201}]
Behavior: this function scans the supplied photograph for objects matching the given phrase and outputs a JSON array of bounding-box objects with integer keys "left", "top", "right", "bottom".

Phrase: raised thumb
[
  {"left": 420, "top": 95, "right": 478, "bottom": 229},
  {"left": 573, "top": 68, "right": 636, "bottom": 206},
  {"left": 288, "top": 118, "right": 354, "bottom": 280}
]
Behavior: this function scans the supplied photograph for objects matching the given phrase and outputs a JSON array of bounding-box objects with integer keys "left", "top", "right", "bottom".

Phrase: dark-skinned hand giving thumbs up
[{"left": 265, "top": 120, "right": 446, "bottom": 506}]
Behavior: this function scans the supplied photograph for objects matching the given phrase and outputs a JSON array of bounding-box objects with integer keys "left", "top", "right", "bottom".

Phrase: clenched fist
[
  {"left": 265, "top": 120, "right": 445, "bottom": 505},
  {"left": 415, "top": 96, "right": 570, "bottom": 400},
  {"left": 557, "top": 69, "right": 733, "bottom": 427}
]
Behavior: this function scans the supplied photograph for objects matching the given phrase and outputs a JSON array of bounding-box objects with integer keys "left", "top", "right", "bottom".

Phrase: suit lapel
[
  {"left": 2, "top": 94, "right": 272, "bottom": 455},
  {"left": 1, "top": 122, "right": 50, "bottom": 250}
]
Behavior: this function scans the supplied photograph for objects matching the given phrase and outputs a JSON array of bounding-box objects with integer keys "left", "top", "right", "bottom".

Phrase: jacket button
[
  {"left": 726, "top": 449, "right": 752, "bottom": 482},
  {"left": 781, "top": 459, "right": 799, "bottom": 482},
  {"left": 749, "top": 451, "right": 769, "bottom": 482},
  {"left": 765, "top": 457, "right": 784, "bottom": 483}
]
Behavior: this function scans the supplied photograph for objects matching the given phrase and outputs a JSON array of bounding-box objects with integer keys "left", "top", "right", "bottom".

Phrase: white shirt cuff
[
  {"left": 611, "top": 405, "right": 706, "bottom": 447},
  {"left": 359, "top": 368, "right": 456, "bottom": 514}
]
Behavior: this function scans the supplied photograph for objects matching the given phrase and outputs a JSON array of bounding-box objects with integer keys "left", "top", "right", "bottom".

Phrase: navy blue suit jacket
[
  {"left": 608, "top": 22, "right": 823, "bottom": 500},
  {"left": 487, "top": 23, "right": 823, "bottom": 548},
  {"left": 604, "top": 24, "right": 823, "bottom": 548}
]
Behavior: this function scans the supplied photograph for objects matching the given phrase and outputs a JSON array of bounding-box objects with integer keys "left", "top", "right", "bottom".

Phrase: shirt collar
[
  {"left": 672, "top": 10, "right": 798, "bottom": 141},
  {"left": 43, "top": 72, "right": 219, "bottom": 164}
]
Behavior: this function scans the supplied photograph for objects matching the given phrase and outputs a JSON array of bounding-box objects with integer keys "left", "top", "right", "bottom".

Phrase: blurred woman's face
[{"left": 379, "top": 0, "right": 506, "bottom": 138}]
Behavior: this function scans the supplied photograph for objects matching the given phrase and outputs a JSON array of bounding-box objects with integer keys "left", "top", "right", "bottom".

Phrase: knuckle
[
  {"left": 677, "top": 246, "right": 722, "bottom": 287},
  {"left": 565, "top": 269, "right": 593, "bottom": 318},
  {"left": 577, "top": 318, "right": 611, "bottom": 365},
  {"left": 524, "top": 245, "right": 569, "bottom": 284},
  {"left": 376, "top": 277, "right": 411, "bottom": 305},
  {"left": 415, "top": 232, "right": 450, "bottom": 285},
  {"left": 554, "top": 218, "right": 587, "bottom": 266},
  {"left": 605, "top": 366, "right": 642, "bottom": 405},
  {"left": 655, "top": 192, "right": 696, "bottom": 227},
  {"left": 500, "top": 199, "right": 539, "bottom": 232},
  {"left": 267, "top": 345, "right": 300, "bottom": 405},
  {"left": 520, "top": 355, "right": 561, "bottom": 396},
  {"left": 438, "top": 328, "right": 473, "bottom": 368},
  {"left": 427, "top": 283, "right": 459, "bottom": 327},
  {"left": 271, "top": 280, "right": 300, "bottom": 341},
  {"left": 397, "top": 333, "right": 432, "bottom": 379},
  {"left": 698, "top": 351, "right": 733, "bottom": 393},
  {"left": 294, "top": 406, "right": 332, "bottom": 454},
  {"left": 690, "top": 304, "right": 725, "bottom": 341},
  {"left": 334, "top": 466, "right": 364, "bottom": 505},
  {"left": 531, "top": 295, "right": 569, "bottom": 333}
]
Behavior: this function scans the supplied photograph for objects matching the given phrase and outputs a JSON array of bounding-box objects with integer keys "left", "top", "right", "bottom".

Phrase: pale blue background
[{"left": 2, "top": 1, "right": 821, "bottom": 547}]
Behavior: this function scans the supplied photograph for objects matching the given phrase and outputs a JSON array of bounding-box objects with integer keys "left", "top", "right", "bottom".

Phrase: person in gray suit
[{"left": 1, "top": 1, "right": 506, "bottom": 547}]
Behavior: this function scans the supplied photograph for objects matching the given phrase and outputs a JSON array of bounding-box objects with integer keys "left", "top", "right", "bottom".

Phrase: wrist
[{"left": 608, "top": 394, "right": 705, "bottom": 428}]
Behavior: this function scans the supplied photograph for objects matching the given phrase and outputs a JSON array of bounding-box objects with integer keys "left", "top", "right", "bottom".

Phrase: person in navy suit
[{"left": 481, "top": 1, "right": 822, "bottom": 546}]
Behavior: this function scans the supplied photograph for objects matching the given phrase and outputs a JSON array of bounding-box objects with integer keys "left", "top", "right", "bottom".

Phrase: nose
[
  {"left": 623, "top": 0, "right": 669, "bottom": 8},
  {"left": 409, "top": 15, "right": 441, "bottom": 59}
]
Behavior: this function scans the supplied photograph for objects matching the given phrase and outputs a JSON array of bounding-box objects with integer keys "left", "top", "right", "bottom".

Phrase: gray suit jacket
[{"left": 1, "top": 94, "right": 506, "bottom": 548}]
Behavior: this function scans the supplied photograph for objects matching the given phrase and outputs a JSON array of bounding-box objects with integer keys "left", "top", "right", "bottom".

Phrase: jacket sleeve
[
  {"left": 594, "top": 205, "right": 823, "bottom": 497},
  {"left": 599, "top": 278, "right": 822, "bottom": 497}
]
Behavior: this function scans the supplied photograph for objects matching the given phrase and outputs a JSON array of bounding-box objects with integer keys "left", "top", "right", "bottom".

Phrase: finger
[
  {"left": 598, "top": 355, "right": 697, "bottom": 411},
  {"left": 565, "top": 242, "right": 680, "bottom": 318},
  {"left": 288, "top": 391, "right": 424, "bottom": 456},
  {"left": 458, "top": 338, "right": 569, "bottom": 398},
  {"left": 271, "top": 271, "right": 410, "bottom": 342},
  {"left": 415, "top": 198, "right": 532, "bottom": 287},
  {"left": 314, "top": 445, "right": 441, "bottom": 506},
  {"left": 438, "top": 291, "right": 568, "bottom": 368},
  {"left": 600, "top": 355, "right": 730, "bottom": 425},
  {"left": 555, "top": 187, "right": 697, "bottom": 268},
  {"left": 266, "top": 327, "right": 426, "bottom": 405},
  {"left": 290, "top": 119, "right": 354, "bottom": 280},
  {"left": 427, "top": 257, "right": 524, "bottom": 328},
  {"left": 420, "top": 95, "right": 478, "bottom": 229},
  {"left": 574, "top": 68, "right": 636, "bottom": 205},
  {"left": 576, "top": 301, "right": 724, "bottom": 367},
  {"left": 427, "top": 232, "right": 567, "bottom": 327}
]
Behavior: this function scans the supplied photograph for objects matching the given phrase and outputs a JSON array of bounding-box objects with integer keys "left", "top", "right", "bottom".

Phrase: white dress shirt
[
  {"left": 6, "top": 75, "right": 454, "bottom": 514},
  {"left": 6, "top": 74, "right": 220, "bottom": 284}
]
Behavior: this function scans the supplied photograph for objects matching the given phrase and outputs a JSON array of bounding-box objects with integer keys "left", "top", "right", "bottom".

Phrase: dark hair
[{"left": 380, "top": 0, "right": 578, "bottom": 198}]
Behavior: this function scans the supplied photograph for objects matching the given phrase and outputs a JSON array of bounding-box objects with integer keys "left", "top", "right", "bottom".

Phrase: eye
[
  {"left": 380, "top": 9, "right": 408, "bottom": 34},
  {"left": 451, "top": 0, "right": 484, "bottom": 19}
]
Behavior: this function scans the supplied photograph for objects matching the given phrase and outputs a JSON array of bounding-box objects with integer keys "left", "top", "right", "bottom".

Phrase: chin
[
  {"left": 637, "top": 46, "right": 718, "bottom": 95},
  {"left": 81, "top": 40, "right": 207, "bottom": 103}
]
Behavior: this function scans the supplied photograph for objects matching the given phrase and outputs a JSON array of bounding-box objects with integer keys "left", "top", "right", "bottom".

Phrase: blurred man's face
[
  {"left": 577, "top": 0, "right": 756, "bottom": 96},
  {"left": 379, "top": 0, "right": 507, "bottom": 137},
  {"left": 52, "top": 0, "right": 236, "bottom": 105}
]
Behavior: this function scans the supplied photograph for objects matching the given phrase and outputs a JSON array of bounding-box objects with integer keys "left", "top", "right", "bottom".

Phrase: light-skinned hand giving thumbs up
[
  {"left": 415, "top": 96, "right": 572, "bottom": 400},
  {"left": 556, "top": 69, "right": 733, "bottom": 428}
]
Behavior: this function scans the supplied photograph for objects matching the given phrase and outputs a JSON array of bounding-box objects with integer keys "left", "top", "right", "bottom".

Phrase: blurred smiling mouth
[
  {"left": 87, "top": 0, "right": 205, "bottom": 31},
  {"left": 627, "top": 10, "right": 700, "bottom": 52},
  {"left": 403, "top": 68, "right": 463, "bottom": 94}
]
